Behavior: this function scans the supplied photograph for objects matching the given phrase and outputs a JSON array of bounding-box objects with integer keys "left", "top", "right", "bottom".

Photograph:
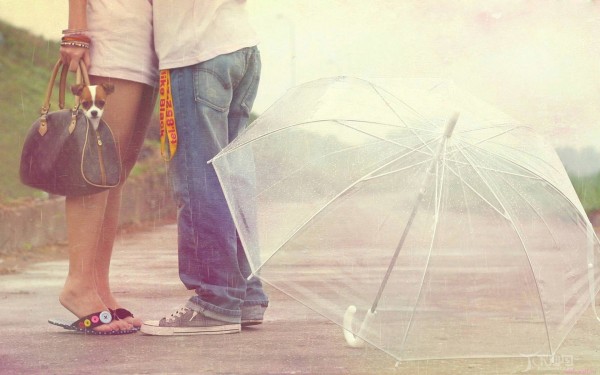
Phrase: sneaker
[
  {"left": 241, "top": 305, "right": 267, "bottom": 327},
  {"left": 140, "top": 307, "right": 240, "bottom": 336}
]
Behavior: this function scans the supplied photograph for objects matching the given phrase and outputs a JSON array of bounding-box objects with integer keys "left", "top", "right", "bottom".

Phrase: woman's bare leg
[
  {"left": 60, "top": 193, "right": 132, "bottom": 332},
  {"left": 59, "top": 78, "right": 155, "bottom": 332},
  {"left": 90, "top": 77, "right": 157, "bottom": 326}
]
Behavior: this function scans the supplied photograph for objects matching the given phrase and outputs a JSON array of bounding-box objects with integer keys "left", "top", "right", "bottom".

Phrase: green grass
[
  {"left": 0, "top": 20, "right": 62, "bottom": 203},
  {"left": 2, "top": 21, "right": 600, "bottom": 216},
  {"left": 571, "top": 173, "right": 600, "bottom": 213},
  {"left": 0, "top": 21, "right": 165, "bottom": 205}
]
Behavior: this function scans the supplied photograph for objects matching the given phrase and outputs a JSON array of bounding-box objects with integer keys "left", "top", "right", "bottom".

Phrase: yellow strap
[{"left": 159, "top": 69, "right": 178, "bottom": 161}]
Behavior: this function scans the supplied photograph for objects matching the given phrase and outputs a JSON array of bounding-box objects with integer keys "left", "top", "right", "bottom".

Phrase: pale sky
[{"left": 1, "top": 0, "right": 599, "bottom": 149}]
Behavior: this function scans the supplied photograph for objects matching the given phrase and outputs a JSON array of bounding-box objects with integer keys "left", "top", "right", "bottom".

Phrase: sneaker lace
[{"left": 165, "top": 306, "right": 189, "bottom": 323}]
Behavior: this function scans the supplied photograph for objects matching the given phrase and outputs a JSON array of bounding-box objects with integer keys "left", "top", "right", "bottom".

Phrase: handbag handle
[
  {"left": 38, "top": 59, "right": 90, "bottom": 136},
  {"left": 75, "top": 60, "right": 91, "bottom": 87},
  {"left": 41, "top": 59, "right": 90, "bottom": 116}
]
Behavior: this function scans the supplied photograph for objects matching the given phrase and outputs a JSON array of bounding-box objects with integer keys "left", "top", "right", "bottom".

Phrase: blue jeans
[{"left": 168, "top": 47, "right": 268, "bottom": 322}]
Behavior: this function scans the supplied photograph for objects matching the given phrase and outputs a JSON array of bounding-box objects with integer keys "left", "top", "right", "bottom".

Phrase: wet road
[{"left": 1, "top": 224, "right": 599, "bottom": 374}]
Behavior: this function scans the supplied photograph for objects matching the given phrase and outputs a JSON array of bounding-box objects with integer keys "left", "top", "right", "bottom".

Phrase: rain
[{"left": 1, "top": 1, "right": 600, "bottom": 374}]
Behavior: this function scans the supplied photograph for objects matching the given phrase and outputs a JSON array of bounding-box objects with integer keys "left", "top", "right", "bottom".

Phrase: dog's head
[{"left": 71, "top": 83, "right": 115, "bottom": 125}]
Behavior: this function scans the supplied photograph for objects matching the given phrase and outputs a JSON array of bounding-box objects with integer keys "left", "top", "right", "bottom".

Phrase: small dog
[{"left": 71, "top": 83, "right": 115, "bottom": 130}]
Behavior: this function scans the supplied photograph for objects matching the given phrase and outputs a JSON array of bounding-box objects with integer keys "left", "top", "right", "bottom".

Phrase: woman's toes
[
  {"left": 125, "top": 316, "right": 143, "bottom": 328},
  {"left": 113, "top": 318, "right": 134, "bottom": 331},
  {"left": 93, "top": 323, "right": 115, "bottom": 333},
  {"left": 92, "top": 320, "right": 132, "bottom": 333}
]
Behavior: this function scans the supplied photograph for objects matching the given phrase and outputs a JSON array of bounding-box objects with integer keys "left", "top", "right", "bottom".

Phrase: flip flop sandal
[
  {"left": 110, "top": 308, "right": 141, "bottom": 330},
  {"left": 111, "top": 308, "right": 135, "bottom": 320},
  {"left": 48, "top": 310, "right": 138, "bottom": 335}
]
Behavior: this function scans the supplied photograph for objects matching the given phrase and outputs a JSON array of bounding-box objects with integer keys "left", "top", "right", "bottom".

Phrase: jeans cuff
[
  {"left": 241, "top": 300, "right": 269, "bottom": 308},
  {"left": 186, "top": 299, "right": 241, "bottom": 324}
]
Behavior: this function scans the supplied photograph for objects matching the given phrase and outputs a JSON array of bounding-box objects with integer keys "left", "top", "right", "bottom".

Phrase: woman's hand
[
  {"left": 60, "top": 45, "right": 91, "bottom": 72},
  {"left": 63, "top": 0, "right": 90, "bottom": 71}
]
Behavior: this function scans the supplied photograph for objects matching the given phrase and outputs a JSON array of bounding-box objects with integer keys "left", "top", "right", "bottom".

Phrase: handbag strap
[
  {"left": 73, "top": 61, "right": 91, "bottom": 109},
  {"left": 40, "top": 60, "right": 62, "bottom": 116},
  {"left": 40, "top": 59, "right": 91, "bottom": 116},
  {"left": 76, "top": 61, "right": 91, "bottom": 86},
  {"left": 38, "top": 59, "right": 91, "bottom": 136},
  {"left": 58, "top": 63, "right": 69, "bottom": 110}
]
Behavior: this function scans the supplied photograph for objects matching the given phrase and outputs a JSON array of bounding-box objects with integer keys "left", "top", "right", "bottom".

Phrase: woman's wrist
[
  {"left": 67, "top": 0, "right": 88, "bottom": 32},
  {"left": 61, "top": 30, "right": 91, "bottom": 49}
]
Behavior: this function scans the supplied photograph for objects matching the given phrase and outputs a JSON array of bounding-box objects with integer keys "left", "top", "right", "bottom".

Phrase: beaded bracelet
[
  {"left": 60, "top": 41, "right": 90, "bottom": 49},
  {"left": 62, "top": 28, "right": 88, "bottom": 35},
  {"left": 62, "top": 35, "right": 92, "bottom": 44}
]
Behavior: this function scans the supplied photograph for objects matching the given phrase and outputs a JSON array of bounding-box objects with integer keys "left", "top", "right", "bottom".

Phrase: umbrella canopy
[{"left": 210, "top": 76, "right": 600, "bottom": 361}]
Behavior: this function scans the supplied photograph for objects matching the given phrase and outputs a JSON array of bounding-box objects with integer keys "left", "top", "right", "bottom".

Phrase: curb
[{"left": 0, "top": 170, "right": 175, "bottom": 253}]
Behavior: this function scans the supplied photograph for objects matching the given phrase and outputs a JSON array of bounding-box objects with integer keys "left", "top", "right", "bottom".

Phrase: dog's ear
[
  {"left": 101, "top": 83, "right": 115, "bottom": 95},
  {"left": 71, "top": 84, "right": 85, "bottom": 96}
]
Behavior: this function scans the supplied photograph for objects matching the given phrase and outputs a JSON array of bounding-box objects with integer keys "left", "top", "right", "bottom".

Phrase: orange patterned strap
[{"left": 159, "top": 69, "right": 178, "bottom": 161}]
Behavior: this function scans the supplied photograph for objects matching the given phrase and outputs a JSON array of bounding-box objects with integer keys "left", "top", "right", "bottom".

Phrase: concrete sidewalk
[{"left": 1, "top": 224, "right": 599, "bottom": 375}]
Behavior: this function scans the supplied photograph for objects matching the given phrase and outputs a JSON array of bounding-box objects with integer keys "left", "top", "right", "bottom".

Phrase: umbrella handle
[{"left": 343, "top": 305, "right": 376, "bottom": 348}]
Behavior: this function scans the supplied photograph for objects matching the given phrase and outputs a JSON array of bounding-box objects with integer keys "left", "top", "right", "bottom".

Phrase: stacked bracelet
[
  {"left": 60, "top": 41, "right": 90, "bottom": 49},
  {"left": 62, "top": 28, "right": 88, "bottom": 35},
  {"left": 61, "top": 29, "right": 91, "bottom": 49}
]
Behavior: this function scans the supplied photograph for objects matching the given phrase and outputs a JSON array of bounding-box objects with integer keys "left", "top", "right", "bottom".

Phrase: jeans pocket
[
  {"left": 241, "top": 52, "right": 261, "bottom": 114},
  {"left": 193, "top": 67, "right": 231, "bottom": 113}
]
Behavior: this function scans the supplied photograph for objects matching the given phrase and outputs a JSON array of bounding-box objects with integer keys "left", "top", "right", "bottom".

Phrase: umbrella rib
[
  {"left": 341, "top": 119, "right": 440, "bottom": 133},
  {"left": 456, "top": 122, "right": 520, "bottom": 135},
  {"left": 472, "top": 145, "right": 600, "bottom": 326},
  {"left": 429, "top": 140, "right": 510, "bottom": 219},
  {"left": 458, "top": 146, "right": 554, "bottom": 354},
  {"left": 462, "top": 144, "right": 600, "bottom": 325},
  {"left": 210, "top": 118, "right": 437, "bottom": 162},
  {"left": 467, "top": 142, "right": 589, "bottom": 218},
  {"left": 362, "top": 159, "right": 431, "bottom": 182},
  {"left": 443, "top": 123, "right": 525, "bottom": 161},
  {"left": 440, "top": 126, "right": 520, "bottom": 161},
  {"left": 448, "top": 139, "right": 544, "bottom": 179},
  {"left": 444, "top": 164, "right": 508, "bottom": 219},
  {"left": 364, "top": 138, "right": 536, "bottom": 183},
  {"left": 367, "top": 82, "right": 442, "bottom": 155},
  {"left": 368, "top": 82, "right": 437, "bottom": 129},
  {"left": 253, "top": 136, "right": 392, "bottom": 201},
  {"left": 249, "top": 136, "right": 444, "bottom": 276},
  {"left": 397, "top": 139, "right": 448, "bottom": 352},
  {"left": 334, "top": 120, "right": 436, "bottom": 158},
  {"left": 368, "top": 114, "right": 459, "bottom": 312},
  {"left": 464, "top": 137, "right": 564, "bottom": 180},
  {"left": 492, "top": 150, "right": 562, "bottom": 241},
  {"left": 454, "top": 147, "right": 475, "bottom": 232},
  {"left": 455, "top": 138, "right": 589, "bottom": 226},
  {"left": 463, "top": 125, "right": 520, "bottom": 143},
  {"left": 253, "top": 128, "right": 439, "bottom": 203},
  {"left": 446, "top": 158, "right": 542, "bottom": 181},
  {"left": 493, "top": 162, "right": 564, "bottom": 272}
]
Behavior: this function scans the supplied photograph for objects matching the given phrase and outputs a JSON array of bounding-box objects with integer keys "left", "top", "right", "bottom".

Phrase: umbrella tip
[{"left": 444, "top": 112, "right": 460, "bottom": 138}]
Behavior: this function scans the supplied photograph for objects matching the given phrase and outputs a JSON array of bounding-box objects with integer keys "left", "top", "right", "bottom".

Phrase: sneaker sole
[
  {"left": 140, "top": 323, "right": 240, "bottom": 336},
  {"left": 241, "top": 320, "right": 262, "bottom": 327}
]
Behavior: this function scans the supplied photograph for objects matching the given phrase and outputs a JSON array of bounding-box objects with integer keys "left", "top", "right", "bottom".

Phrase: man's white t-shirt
[{"left": 153, "top": 0, "right": 259, "bottom": 70}]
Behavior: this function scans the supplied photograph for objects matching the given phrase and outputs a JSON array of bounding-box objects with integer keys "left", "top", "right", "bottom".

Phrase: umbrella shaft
[
  {"left": 370, "top": 113, "right": 459, "bottom": 312},
  {"left": 371, "top": 195, "right": 422, "bottom": 312}
]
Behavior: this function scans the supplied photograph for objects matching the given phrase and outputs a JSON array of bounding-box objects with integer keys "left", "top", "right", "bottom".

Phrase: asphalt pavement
[{"left": 1, "top": 224, "right": 600, "bottom": 375}]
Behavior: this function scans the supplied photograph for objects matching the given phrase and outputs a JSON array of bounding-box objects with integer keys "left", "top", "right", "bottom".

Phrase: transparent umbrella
[{"left": 210, "top": 76, "right": 600, "bottom": 361}]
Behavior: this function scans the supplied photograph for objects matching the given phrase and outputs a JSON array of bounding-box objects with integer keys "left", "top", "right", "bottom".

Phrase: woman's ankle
[{"left": 60, "top": 279, "right": 104, "bottom": 315}]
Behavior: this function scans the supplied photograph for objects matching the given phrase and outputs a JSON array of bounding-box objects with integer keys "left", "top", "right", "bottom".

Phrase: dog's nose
[{"left": 91, "top": 110, "right": 98, "bottom": 118}]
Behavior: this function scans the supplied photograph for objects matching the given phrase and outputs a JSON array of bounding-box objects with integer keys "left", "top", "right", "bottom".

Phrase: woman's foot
[
  {"left": 97, "top": 290, "right": 143, "bottom": 328},
  {"left": 59, "top": 279, "right": 134, "bottom": 332},
  {"left": 111, "top": 307, "right": 143, "bottom": 328}
]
